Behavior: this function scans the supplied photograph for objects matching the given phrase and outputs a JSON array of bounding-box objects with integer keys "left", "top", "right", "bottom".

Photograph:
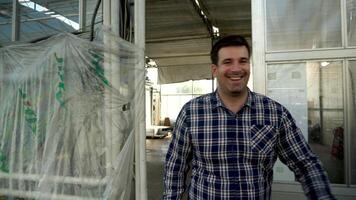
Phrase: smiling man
[{"left": 163, "top": 35, "right": 335, "bottom": 200}]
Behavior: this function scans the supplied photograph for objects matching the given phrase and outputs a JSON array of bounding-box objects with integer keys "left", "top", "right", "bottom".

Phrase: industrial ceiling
[
  {"left": 0, "top": 0, "right": 251, "bottom": 83},
  {"left": 146, "top": 0, "right": 251, "bottom": 83}
]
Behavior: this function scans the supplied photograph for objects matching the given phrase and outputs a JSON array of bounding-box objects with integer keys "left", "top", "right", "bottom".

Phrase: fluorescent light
[
  {"left": 148, "top": 59, "right": 157, "bottom": 67},
  {"left": 213, "top": 26, "right": 220, "bottom": 36},
  {"left": 19, "top": 0, "right": 79, "bottom": 30},
  {"left": 44, "top": 11, "right": 55, "bottom": 15},
  {"left": 320, "top": 61, "right": 330, "bottom": 67}
]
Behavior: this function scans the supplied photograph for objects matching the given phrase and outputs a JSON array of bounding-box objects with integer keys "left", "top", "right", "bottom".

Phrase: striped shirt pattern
[{"left": 163, "top": 90, "right": 335, "bottom": 200}]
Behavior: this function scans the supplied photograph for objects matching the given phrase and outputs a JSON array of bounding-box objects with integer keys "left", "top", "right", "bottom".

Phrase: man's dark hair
[{"left": 210, "top": 35, "right": 251, "bottom": 65}]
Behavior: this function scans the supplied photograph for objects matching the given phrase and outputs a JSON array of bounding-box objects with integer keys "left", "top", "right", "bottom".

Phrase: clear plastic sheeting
[{"left": 0, "top": 31, "right": 144, "bottom": 199}]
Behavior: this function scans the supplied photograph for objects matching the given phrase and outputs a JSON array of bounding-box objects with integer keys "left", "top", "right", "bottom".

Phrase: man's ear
[{"left": 211, "top": 64, "right": 217, "bottom": 78}]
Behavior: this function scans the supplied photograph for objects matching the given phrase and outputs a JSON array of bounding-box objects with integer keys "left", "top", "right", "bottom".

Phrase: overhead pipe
[{"left": 189, "top": 0, "right": 215, "bottom": 38}]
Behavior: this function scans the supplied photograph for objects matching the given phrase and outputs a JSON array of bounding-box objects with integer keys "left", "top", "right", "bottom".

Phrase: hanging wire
[{"left": 90, "top": 0, "right": 102, "bottom": 41}]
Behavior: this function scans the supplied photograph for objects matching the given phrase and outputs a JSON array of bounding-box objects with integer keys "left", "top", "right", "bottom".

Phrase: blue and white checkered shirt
[{"left": 163, "top": 90, "right": 335, "bottom": 200}]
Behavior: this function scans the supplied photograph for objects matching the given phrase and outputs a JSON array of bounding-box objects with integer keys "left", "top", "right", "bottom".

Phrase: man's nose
[{"left": 230, "top": 61, "right": 242, "bottom": 71}]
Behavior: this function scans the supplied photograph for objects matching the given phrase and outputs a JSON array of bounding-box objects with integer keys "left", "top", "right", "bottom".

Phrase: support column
[
  {"left": 79, "top": 0, "right": 86, "bottom": 31},
  {"left": 134, "top": 0, "right": 147, "bottom": 199},
  {"left": 11, "top": 0, "right": 20, "bottom": 41},
  {"left": 103, "top": 0, "right": 113, "bottom": 182},
  {"left": 251, "top": 0, "right": 266, "bottom": 94}
]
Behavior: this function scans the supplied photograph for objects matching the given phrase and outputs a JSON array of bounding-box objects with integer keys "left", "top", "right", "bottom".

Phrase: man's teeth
[{"left": 228, "top": 75, "right": 243, "bottom": 80}]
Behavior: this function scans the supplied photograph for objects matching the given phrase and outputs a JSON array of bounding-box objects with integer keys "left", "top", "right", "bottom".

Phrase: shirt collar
[{"left": 211, "top": 88, "right": 254, "bottom": 109}]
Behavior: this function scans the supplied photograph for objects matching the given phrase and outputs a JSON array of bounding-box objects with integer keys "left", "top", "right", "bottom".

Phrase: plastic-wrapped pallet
[{"left": 0, "top": 31, "right": 144, "bottom": 200}]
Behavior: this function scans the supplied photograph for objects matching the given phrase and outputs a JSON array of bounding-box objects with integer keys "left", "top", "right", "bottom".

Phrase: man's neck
[{"left": 217, "top": 89, "right": 248, "bottom": 114}]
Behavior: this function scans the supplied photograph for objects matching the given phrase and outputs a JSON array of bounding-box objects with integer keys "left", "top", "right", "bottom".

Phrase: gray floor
[{"left": 146, "top": 135, "right": 171, "bottom": 200}]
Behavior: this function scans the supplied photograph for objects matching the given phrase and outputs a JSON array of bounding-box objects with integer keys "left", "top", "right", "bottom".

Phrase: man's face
[{"left": 211, "top": 46, "right": 250, "bottom": 97}]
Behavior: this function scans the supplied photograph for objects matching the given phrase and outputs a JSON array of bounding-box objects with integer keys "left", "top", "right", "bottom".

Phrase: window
[
  {"left": 267, "top": 61, "right": 345, "bottom": 183},
  {"left": 0, "top": 1, "right": 12, "bottom": 46},
  {"left": 160, "top": 80, "right": 214, "bottom": 122},
  {"left": 347, "top": 0, "right": 356, "bottom": 46},
  {"left": 266, "top": 0, "right": 342, "bottom": 51},
  {"left": 348, "top": 60, "right": 356, "bottom": 184}
]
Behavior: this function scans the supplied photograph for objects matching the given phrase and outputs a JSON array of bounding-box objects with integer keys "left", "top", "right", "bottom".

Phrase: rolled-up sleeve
[
  {"left": 162, "top": 106, "right": 192, "bottom": 200},
  {"left": 276, "top": 108, "right": 336, "bottom": 200}
]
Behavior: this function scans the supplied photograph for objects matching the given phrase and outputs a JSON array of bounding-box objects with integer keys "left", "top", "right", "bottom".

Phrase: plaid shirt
[{"left": 163, "top": 90, "right": 335, "bottom": 200}]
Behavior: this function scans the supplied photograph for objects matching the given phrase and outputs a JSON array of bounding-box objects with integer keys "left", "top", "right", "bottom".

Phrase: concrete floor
[{"left": 146, "top": 135, "right": 171, "bottom": 200}]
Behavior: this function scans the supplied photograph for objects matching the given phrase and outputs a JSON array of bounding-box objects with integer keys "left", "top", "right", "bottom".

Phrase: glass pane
[
  {"left": 347, "top": 0, "right": 356, "bottom": 46},
  {"left": 0, "top": 25, "right": 11, "bottom": 47},
  {"left": 267, "top": 61, "right": 345, "bottom": 184},
  {"left": 266, "top": 0, "right": 342, "bottom": 51},
  {"left": 160, "top": 95, "right": 192, "bottom": 122},
  {"left": 192, "top": 79, "right": 214, "bottom": 94},
  {"left": 0, "top": 0, "right": 13, "bottom": 46},
  {"left": 161, "top": 80, "right": 216, "bottom": 122},
  {"left": 161, "top": 81, "right": 193, "bottom": 94},
  {"left": 146, "top": 68, "right": 158, "bottom": 85},
  {"left": 267, "top": 62, "right": 308, "bottom": 181},
  {"left": 349, "top": 60, "right": 356, "bottom": 184},
  {"left": 19, "top": 0, "right": 79, "bottom": 42},
  {"left": 307, "top": 61, "right": 344, "bottom": 184}
]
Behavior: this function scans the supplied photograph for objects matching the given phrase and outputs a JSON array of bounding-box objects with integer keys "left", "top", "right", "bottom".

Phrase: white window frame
[{"left": 252, "top": 0, "right": 356, "bottom": 197}]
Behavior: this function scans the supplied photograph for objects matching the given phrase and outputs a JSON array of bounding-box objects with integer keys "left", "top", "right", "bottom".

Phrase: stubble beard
[{"left": 219, "top": 84, "right": 248, "bottom": 98}]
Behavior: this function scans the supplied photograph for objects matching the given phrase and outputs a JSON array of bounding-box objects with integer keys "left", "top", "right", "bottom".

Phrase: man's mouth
[{"left": 227, "top": 74, "right": 243, "bottom": 81}]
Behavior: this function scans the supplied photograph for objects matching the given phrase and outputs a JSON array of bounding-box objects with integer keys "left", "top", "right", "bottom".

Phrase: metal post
[
  {"left": 79, "top": 0, "right": 86, "bottom": 31},
  {"left": 111, "top": 0, "right": 119, "bottom": 35},
  {"left": 251, "top": 0, "right": 266, "bottom": 94},
  {"left": 103, "top": 0, "right": 112, "bottom": 184},
  {"left": 11, "top": 0, "right": 20, "bottom": 41},
  {"left": 109, "top": 0, "right": 124, "bottom": 168},
  {"left": 341, "top": 0, "right": 351, "bottom": 185},
  {"left": 134, "top": 0, "right": 147, "bottom": 199}
]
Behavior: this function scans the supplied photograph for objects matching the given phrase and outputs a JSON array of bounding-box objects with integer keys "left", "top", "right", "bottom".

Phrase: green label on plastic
[
  {"left": 19, "top": 89, "right": 37, "bottom": 135},
  {"left": 54, "top": 53, "right": 65, "bottom": 107},
  {"left": 0, "top": 151, "right": 9, "bottom": 173},
  {"left": 89, "top": 50, "right": 110, "bottom": 87}
]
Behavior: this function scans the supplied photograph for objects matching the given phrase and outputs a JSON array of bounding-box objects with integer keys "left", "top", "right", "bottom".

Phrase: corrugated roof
[{"left": 0, "top": 0, "right": 251, "bottom": 82}]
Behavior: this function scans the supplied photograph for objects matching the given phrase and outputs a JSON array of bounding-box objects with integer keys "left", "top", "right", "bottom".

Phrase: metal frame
[
  {"left": 252, "top": 0, "right": 356, "bottom": 197},
  {"left": 11, "top": 0, "right": 20, "bottom": 41},
  {"left": 251, "top": 0, "right": 266, "bottom": 94},
  {"left": 103, "top": 0, "right": 147, "bottom": 199},
  {"left": 134, "top": 0, "right": 147, "bottom": 199},
  {"left": 79, "top": 0, "right": 86, "bottom": 31},
  {"left": 345, "top": 58, "right": 356, "bottom": 187}
]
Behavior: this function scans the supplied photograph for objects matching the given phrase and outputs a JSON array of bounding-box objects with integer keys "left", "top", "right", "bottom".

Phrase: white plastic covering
[
  {"left": 0, "top": 31, "right": 144, "bottom": 199},
  {"left": 158, "top": 64, "right": 212, "bottom": 84}
]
